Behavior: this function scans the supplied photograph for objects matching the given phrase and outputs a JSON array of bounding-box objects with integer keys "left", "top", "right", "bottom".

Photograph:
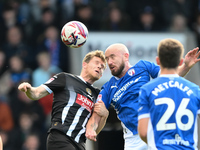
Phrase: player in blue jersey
[
  {"left": 86, "top": 43, "right": 200, "bottom": 150},
  {"left": 138, "top": 38, "right": 200, "bottom": 150}
]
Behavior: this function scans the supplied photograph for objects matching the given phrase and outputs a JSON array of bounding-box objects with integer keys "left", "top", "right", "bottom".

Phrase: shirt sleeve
[
  {"left": 42, "top": 72, "right": 66, "bottom": 93},
  {"left": 141, "top": 60, "right": 160, "bottom": 79},
  {"left": 97, "top": 85, "right": 111, "bottom": 109},
  {"left": 138, "top": 87, "right": 150, "bottom": 120}
]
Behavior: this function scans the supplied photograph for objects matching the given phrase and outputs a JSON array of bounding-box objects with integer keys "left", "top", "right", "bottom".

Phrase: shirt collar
[{"left": 160, "top": 74, "right": 179, "bottom": 77}]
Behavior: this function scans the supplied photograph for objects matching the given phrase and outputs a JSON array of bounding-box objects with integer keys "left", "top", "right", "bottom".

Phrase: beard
[{"left": 111, "top": 62, "right": 125, "bottom": 77}]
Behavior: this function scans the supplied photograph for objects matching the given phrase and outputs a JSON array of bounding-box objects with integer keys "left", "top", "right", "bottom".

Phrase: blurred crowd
[{"left": 0, "top": 0, "right": 199, "bottom": 150}]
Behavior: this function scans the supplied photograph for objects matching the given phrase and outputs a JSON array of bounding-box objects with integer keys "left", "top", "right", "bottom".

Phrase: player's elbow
[
  {"left": 138, "top": 122, "right": 147, "bottom": 143},
  {"left": 138, "top": 131, "right": 147, "bottom": 143}
]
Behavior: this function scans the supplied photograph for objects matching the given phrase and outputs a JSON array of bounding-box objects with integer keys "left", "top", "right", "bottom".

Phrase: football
[{"left": 61, "top": 21, "right": 88, "bottom": 48}]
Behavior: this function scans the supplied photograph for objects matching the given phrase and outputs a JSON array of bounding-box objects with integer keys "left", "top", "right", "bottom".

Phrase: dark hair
[{"left": 157, "top": 38, "right": 184, "bottom": 68}]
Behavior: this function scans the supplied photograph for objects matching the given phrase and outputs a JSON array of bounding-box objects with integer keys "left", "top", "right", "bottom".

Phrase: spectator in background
[
  {"left": 12, "top": 111, "right": 45, "bottom": 150},
  {"left": 2, "top": 26, "right": 36, "bottom": 69},
  {"left": 8, "top": 55, "right": 31, "bottom": 87},
  {"left": 0, "top": 101, "right": 14, "bottom": 132},
  {"left": 74, "top": 4, "right": 100, "bottom": 31},
  {"left": 168, "top": 13, "right": 190, "bottom": 32},
  {"left": 0, "top": 5, "right": 24, "bottom": 47},
  {"left": 192, "top": 13, "right": 200, "bottom": 46},
  {"left": 9, "top": 92, "right": 46, "bottom": 149},
  {"left": 22, "top": 133, "right": 40, "bottom": 150},
  {"left": 0, "top": 129, "right": 15, "bottom": 150},
  {"left": 28, "top": 0, "right": 57, "bottom": 22},
  {"left": 0, "top": 99, "right": 14, "bottom": 150},
  {"left": 30, "top": 7, "right": 58, "bottom": 47},
  {"left": 160, "top": 0, "right": 196, "bottom": 30},
  {"left": 0, "top": 51, "right": 6, "bottom": 77},
  {"left": 37, "top": 25, "right": 70, "bottom": 72},
  {"left": 58, "top": 0, "right": 90, "bottom": 25},
  {"left": 10, "top": 89, "right": 46, "bottom": 131},
  {"left": 33, "top": 51, "right": 61, "bottom": 87},
  {"left": 125, "top": 0, "right": 163, "bottom": 31},
  {"left": 0, "top": 55, "right": 31, "bottom": 101},
  {"left": 32, "top": 51, "right": 62, "bottom": 126},
  {"left": 134, "top": 6, "right": 164, "bottom": 32},
  {"left": 101, "top": 6, "right": 131, "bottom": 31}
]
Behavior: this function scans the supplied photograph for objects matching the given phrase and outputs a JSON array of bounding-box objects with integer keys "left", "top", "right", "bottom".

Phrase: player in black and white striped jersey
[{"left": 18, "top": 50, "right": 108, "bottom": 150}]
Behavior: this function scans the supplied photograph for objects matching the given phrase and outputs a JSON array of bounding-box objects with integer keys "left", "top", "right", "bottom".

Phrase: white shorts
[{"left": 121, "top": 123, "right": 147, "bottom": 150}]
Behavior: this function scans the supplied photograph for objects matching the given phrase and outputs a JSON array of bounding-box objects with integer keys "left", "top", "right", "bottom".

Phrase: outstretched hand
[
  {"left": 184, "top": 47, "right": 200, "bottom": 68},
  {"left": 18, "top": 82, "right": 31, "bottom": 92}
]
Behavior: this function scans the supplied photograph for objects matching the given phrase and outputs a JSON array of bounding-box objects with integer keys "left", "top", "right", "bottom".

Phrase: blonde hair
[{"left": 83, "top": 50, "right": 106, "bottom": 67}]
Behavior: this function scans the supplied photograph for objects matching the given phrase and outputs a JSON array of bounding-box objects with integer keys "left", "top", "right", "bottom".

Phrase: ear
[
  {"left": 82, "top": 62, "right": 87, "bottom": 69},
  {"left": 124, "top": 53, "right": 129, "bottom": 61},
  {"left": 179, "top": 58, "right": 184, "bottom": 66},
  {"left": 156, "top": 56, "right": 160, "bottom": 65}
]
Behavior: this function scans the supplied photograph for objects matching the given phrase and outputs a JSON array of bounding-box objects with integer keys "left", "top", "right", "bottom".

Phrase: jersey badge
[
  {"left": 54, "top": 122, "right": 58, "bottom": 126},
  {"left": 128, "top": 69, "right": 135, "bottom": 76},
  {"left": 97, "top": 94, "right": 102, "bottom": 102},
  {"left": 86, "top": 88, "right": 92, "bottom": 95}
]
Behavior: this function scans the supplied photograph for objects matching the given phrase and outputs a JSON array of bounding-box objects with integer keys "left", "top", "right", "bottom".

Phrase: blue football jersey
[
  {"left": 97, "top": 60, "right": 160, "bottom": 134},
  {"left": 138, "top": 74, "right": 200, "bottom": 150}
]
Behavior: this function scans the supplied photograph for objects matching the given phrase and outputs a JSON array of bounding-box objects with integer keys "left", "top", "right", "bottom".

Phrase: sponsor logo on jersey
[
  {"left": 163, "top": 134, "right": 189, "bottom": 146},
  {"left": 113, "top": 80, "right": 134, "bottom": 102},
  {"left": 111, "top": 83, "right": 118, "bottom": 89},
  {"left": 45, "top": 77, "right": 55, "bottom": 84},
  {"left": 134, "top": 76, "right": 141, "bottom": 83},
  {"left": 76, "top": 94, "right": 94, "bottom": 112},
  {"left": 86, "top": 88, "right": 92, "bottom": 95},
  {"left": 111, "top": 85, "right": 118, "bottom": 89},
  {"left": 128, "top": 69, "right": 135, "bottom": 76}
]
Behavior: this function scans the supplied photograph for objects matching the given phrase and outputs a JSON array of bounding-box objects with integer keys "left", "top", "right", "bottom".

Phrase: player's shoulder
[
  {"left": 141, "top": 77, "right": 161, "bottom": 90},
  {"left": 102, "top": 76, "right": 117, "bottom": 88},
  {"left": 56, "top": 72, "right": 76, "bottom": 77},
  {"left": 180, "top": 77, "right": 200, "bottom": 89},
  {"left": 134, "top": 60, "right": 157, "bottom": 68}
]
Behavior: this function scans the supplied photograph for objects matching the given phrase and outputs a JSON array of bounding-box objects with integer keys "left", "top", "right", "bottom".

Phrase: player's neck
[
  {"left": 79, "top": 75, "right": 94, "bottom": 85},
  {"left": 160, "top": 68, "right": 178, "bottom": 75},
  {"left": 117, "top": 62, "right": 132, "bottom": 78}
]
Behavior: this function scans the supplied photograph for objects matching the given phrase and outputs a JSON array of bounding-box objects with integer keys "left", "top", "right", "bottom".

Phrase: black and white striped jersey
[{"left": 42, "top": 72, "right": 100, "bottom": 143}]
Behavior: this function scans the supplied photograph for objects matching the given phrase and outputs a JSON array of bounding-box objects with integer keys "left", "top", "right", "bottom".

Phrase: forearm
[
  {"left": 25, "top": 86, "right": 49, "bottom": 100},
  {"left": 138, "top": 118, "right": 148, "bottom": 144},
  {"left": 177, "top": 63, "right": 190, "bottom": 77},
  {"left": 85, "top": 112, "right": 102, "bottom": 141},
  {"left": 96, "top": 112, "right": 108, "bottom": 134},
  {"left": 87, "top": 112, "right": 101, "bottom": 131},
  {"left": 25, "top": 87, "right": 39, "bottom": 100}
]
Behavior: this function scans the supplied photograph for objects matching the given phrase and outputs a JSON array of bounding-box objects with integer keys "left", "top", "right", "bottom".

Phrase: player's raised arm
[
  {"left": 94, "top": 100, "right": 109, "bottom": 134},
  {"left": 18, "top": 82, "right": 49, "bottom": 100},
  {"left": 86, "top": 100, "right": 109, "bottom": 141},
  {"left": 177, "top": 47, "right": 200, "bottom": 77}
]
